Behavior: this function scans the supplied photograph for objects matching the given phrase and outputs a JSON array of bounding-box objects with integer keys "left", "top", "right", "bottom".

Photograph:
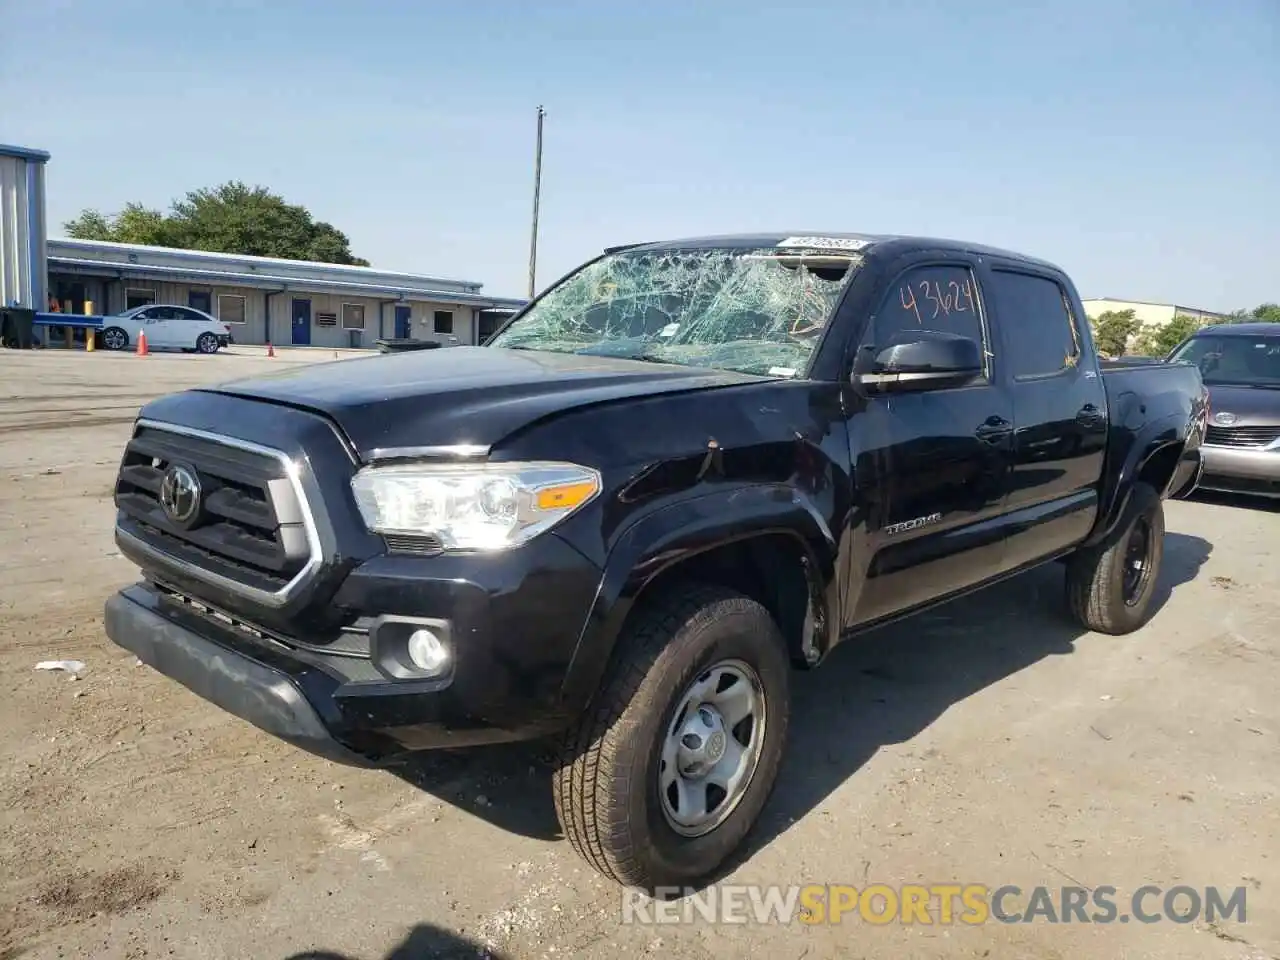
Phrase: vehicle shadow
[
  {"left": 388, "top": 741, "right": 562, "bottom": 841},
  {"left": 285, "top": 922, "right": 510, "bottom": 959},
  {"left": 385, "top": 533, "right": 1211, "bottom": 881},
  {"left": 721, "top": 529, "right": 1212, "bottom": 880}
]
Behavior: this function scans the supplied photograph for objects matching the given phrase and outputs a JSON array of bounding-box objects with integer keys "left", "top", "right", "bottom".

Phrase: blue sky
[{"left": 4, "top": 0, "right": 1276, "bottom": 309}]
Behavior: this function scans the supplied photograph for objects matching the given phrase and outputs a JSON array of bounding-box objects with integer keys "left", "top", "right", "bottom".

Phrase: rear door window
[{"left": 989, "top": 270, "right": 1082, "bottom": 379}]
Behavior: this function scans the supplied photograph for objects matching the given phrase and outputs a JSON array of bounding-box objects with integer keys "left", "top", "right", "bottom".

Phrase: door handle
[{"left": 975, "top": 415, "right": 1012, "bottom": 443}]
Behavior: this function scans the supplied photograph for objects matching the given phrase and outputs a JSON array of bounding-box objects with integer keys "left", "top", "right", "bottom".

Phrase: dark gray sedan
[{"left": 1168, "top": 322, "right": 1280, "bottom": 497}]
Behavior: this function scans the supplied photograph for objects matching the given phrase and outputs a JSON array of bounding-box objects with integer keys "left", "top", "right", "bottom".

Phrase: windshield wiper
[
  {"left": 571, "top": 342, "right": 682, "bottom": 365},
  {"left": 618, "top": 350, "right": 680, "bottom": 364}
]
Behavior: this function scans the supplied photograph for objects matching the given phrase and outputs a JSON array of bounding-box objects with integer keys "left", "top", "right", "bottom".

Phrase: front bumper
[
  {"left": 105, "top": 532, "right": 604, "bottom": 763},
  {"left": 1197, "top": 443, "right": 1280, "bottom": 497},
  {"left": 106, "top": 586, "right": 376, "bottom": 766}
]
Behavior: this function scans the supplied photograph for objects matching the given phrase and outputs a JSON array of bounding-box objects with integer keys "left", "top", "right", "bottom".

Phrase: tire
[
  {"left": 196, "top": 333, "right": 219, "bottom": 354},
  {"left": 1065, "top": 481, "right": 1165, "bottom": 634},
  {"left": 553, "top": 583, "right": 791, "bottom": 891},
  {"left": 101, "top": 326, "right": 129, "bottom": 351}
]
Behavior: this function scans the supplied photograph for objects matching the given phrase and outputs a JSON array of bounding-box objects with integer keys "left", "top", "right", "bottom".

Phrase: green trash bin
[{"left": 1, "top": 308, "right": 36, "bottom": 349}]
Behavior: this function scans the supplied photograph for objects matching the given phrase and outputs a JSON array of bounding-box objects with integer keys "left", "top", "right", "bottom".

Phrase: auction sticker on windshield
[{"left": 777, "top": 236, "right": 871, "bottom": 251}]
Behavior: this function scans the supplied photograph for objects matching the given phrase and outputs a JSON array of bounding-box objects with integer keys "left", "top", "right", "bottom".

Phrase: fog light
[{"left": 407, "top": 628, "right": 449, "bottom": 673}]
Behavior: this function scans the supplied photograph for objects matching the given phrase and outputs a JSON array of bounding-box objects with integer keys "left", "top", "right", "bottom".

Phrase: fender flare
[
  {"left": 1086, "top": 411, "right": 1187, "bottom": 548},
  {"left": 558, "top": 484, "right": 840, "bottom": 710}
]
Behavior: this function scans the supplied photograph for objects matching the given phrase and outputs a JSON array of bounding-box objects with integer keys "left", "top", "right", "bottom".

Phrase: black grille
[
  {"left": 1204, "top": 425, "right": 1280, "bottom": 448},
  {"left": 152, "top": 580, "right": 372, "bottom": 658},
  {"left": 115, "top": 424, "right": 312, "bottom": 594}
]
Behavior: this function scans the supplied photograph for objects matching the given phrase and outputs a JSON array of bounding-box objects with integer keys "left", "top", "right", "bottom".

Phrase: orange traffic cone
[
  {"left": 136, "top": 331, "right": 149, "bottom": 356},
  {"left": 266, "top": 341, "right": 275, "bottom": 358}
]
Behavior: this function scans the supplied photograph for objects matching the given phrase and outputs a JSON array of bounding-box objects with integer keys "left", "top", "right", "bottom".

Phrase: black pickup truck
[{"left": 104, "top": 232, "right": 1206, "bottom": 890}]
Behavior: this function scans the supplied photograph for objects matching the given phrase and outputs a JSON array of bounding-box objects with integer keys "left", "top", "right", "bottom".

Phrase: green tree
[
  {"left": 63, "top": 182, "right": 369, "bottom": 266},
  {"left": 1088, "top": 309, "right": 1140, "bottom": 357},
  {"left": 1135, "top": 313, "right": 1203, "bottom": 357},
  {"left": 64, "top": 202, "right": 176, "bottom": 246},
  {"left": 1220, "top": 303, "right": 1280, "bottom": 324}
]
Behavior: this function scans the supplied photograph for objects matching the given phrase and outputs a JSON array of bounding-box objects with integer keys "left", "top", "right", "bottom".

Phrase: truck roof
[{"left": 610, "top": 231, "right": 1064, "bottom": 272}]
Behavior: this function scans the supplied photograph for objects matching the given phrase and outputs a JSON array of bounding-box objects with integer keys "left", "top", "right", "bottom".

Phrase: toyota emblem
[
  {"left": 159, "top": 464, "right": 201, "bottom": 523},
  {"left": 1212, "top": 411, "right": 1238, "bottom": 427}
]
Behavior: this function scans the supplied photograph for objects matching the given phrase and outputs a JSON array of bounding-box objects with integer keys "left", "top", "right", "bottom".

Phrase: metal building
[
  {"left": 0, "top": 144, "right": 50, "bottom": 310},
  {"left": 3, "top": 141, "right": 526, "bottom": 348},
  {"left": 1083, "top": 298, "right": 1227, "bottom": 330},
  {"left": 47, "top": 239, "right": 526, "bottom": 348}
]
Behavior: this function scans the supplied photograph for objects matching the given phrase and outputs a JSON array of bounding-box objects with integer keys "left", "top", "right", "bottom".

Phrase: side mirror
[{"left": 854, "top": 330, "right": 983, "bottom": 393}]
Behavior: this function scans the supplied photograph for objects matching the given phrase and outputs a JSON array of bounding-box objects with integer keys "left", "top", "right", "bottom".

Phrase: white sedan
[{"left": 100, "top": 305, "right": 232, "bottom": 354}]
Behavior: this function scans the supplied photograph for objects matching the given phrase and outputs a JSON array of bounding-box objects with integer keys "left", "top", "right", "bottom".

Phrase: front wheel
[
  {"left": 1065, "top": 481, "right": 1165, "bottom": 634},
  {"left": 553, "top": 584, "right": 791, "bottom": 891},
  {"left": 101, "top": 326, "right": 129, "bottom": 351},
  {"left": 196, "top": 332, "right": 219, "bottom": 354}
]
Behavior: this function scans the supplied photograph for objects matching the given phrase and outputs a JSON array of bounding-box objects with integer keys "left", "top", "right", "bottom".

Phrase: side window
[
  {"left": 870, "top": 263, "right": 987, "bottom": 359},
  {"left": 989, "top": 270, "right": 1081, "bottom": 379}
]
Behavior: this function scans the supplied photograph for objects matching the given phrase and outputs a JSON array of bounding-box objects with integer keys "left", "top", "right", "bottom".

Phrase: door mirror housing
[{"left": 854, "top": 330, "right": 984, "bottom": 393}]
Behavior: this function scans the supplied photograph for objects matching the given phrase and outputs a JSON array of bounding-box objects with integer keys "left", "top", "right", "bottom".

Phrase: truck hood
[
  {"left": 198, "top": 346, "right": 769, "bottom": 457},
  {"left": 1204, "top": 383, "right": 1280, "bottom": 426}
]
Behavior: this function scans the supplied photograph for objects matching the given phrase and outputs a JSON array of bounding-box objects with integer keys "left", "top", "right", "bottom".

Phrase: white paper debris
[{"left": 36, "top": 660, "right": 85, "bottom": 675}]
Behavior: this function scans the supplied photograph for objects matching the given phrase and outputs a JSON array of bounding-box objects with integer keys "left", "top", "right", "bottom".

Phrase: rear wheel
[
  {"left": 102, "top": 326, "right": 128, "bottom": 351},
  {"left": 553, "top": 583, "right": 791, "bottom": 891},
  {"left": 1065, "top": 482, "right": 1164, "bottom": 634},
  {"left": 196, "top": 333, "right": 219, "bottom": 354}
]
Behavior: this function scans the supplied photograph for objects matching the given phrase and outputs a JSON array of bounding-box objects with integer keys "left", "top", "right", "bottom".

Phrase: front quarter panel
[
  {"left": 492, "top": 377, "right": 853, "bottom": 712},
  {"left": 558, "top": 484, "right": 842, "bottom": 710}
]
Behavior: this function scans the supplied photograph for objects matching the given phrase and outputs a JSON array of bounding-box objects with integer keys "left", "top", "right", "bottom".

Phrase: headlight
[{"left": 350, "top": 461, "right": 601, "bottom": 550}]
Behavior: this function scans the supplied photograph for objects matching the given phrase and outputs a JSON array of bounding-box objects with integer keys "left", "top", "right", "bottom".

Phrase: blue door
[
  {"left": 394, "top": 305, "right": 411, "bottom": 339},
  {"left": 291, "top": 298, "right": 311, "bottom": 345}
]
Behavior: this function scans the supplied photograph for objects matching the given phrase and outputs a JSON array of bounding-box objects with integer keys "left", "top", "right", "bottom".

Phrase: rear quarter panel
[{"left": 1091, "top": 361, "right": 1205, "bottom": 542}]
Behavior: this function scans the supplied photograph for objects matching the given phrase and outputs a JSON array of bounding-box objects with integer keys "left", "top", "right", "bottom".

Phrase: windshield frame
[
  {"left": 483, "top": 244, "right": 862, "bottom": 379},
  {"left": 1167, "top": 332, "right": 1280, "bottom": 388}
]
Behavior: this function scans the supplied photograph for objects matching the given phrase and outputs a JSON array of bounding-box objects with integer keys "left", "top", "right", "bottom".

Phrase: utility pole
[{"left": 527, "top": 105, "right": 545, "bottom": 299}]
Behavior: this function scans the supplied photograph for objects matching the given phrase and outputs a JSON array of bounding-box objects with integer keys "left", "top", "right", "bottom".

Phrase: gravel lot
[{"left": 1, "top": 347, "right": 1277, "bottom": 960}]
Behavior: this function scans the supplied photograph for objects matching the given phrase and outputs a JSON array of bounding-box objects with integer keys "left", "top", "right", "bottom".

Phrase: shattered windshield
[{"left": 487, "top": 246, "right": 859, "bottom": 377}]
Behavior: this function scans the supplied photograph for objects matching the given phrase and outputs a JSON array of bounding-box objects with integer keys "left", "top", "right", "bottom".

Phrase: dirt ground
[{"left": 1, "top": 347, "right": 1277, "bottom": 960}]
